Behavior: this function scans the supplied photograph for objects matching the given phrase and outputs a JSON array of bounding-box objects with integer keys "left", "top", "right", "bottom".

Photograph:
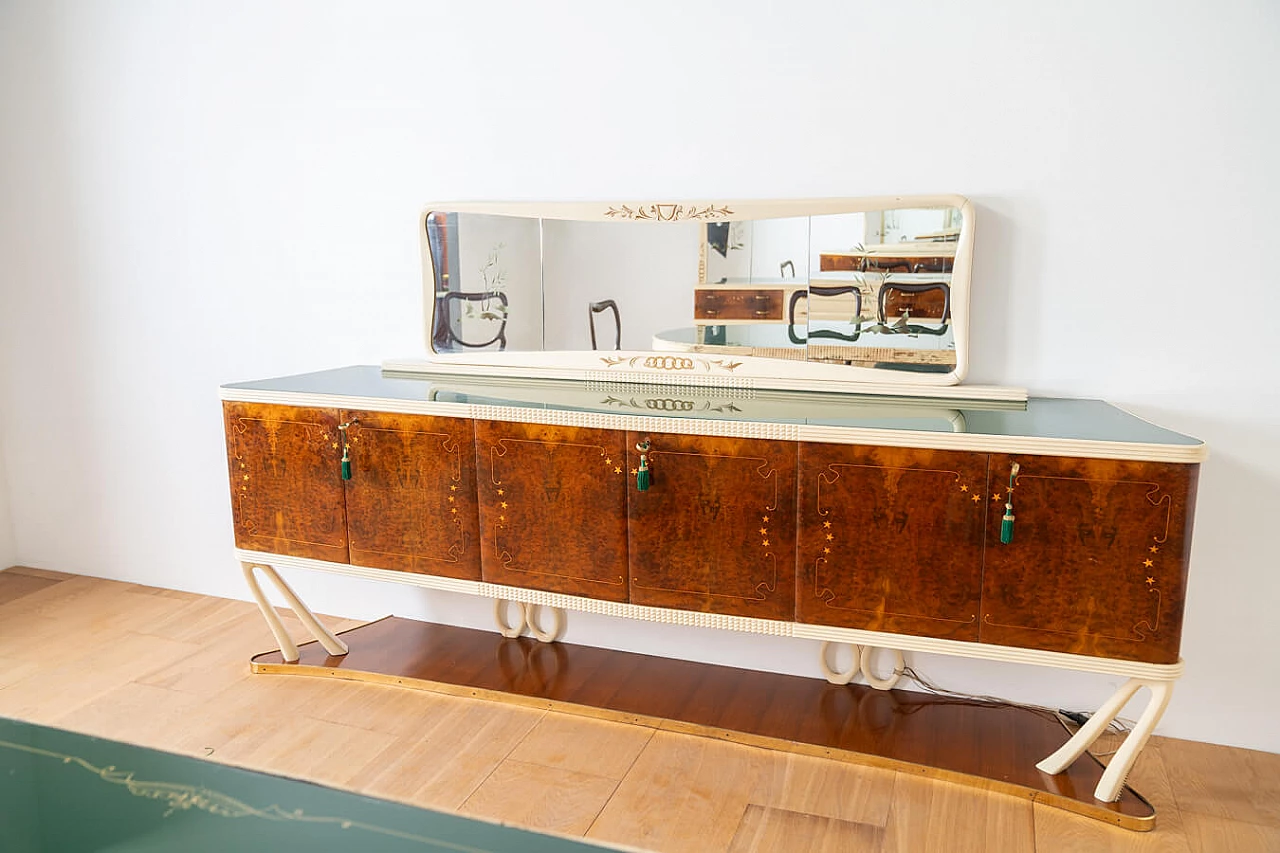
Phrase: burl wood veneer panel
[
  {"left": 980, "top": 454, "right": 1198, "bottom": 664},
  {"left": 223, "top": 402, "right": 349, "bottom": 563},
  {"left": 341, "top": 411, "right": 480, "bottom": 580},
  {"left": 880, "top": 284, "right": 949, "bottom": 321},
  {"left": 627, "top": 431, "right": 797, "bottom": 620},
  {"left": 693, "top": 288, "right": 785, "bottom": 321},
  {"left": 797, "top": 444, "right": 989, "bottom": 640},
  {"left": 474, "top": 421, "right": 629, "bottom": 601}
]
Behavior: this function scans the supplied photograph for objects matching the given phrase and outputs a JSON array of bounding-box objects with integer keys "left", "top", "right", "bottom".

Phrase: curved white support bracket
[
  {"left": 493, "top": 598, "right": 528, "bottom": 638},
  {"left": 526, "top": 604, "right": 566, "bottom": 644},
  {"left": 859, "top": 646, "right": 904, "bottom": 690},
  {"left": 241, "top": 562, "right": 349, "bottom": 664},
  {"left": 1035, "top": 677, "right": 1174, "bottom": 803},
  {"left": 819, "top": 641, "right": 862, "bottom": 685},
  {"left": 492, "top": 599, "right": 566, "bottom": 643}
]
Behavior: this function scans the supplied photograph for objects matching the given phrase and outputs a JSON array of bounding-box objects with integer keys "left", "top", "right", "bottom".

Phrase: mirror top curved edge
[
  {"left": 400, "top": 196, "right": 1021, "bottom": 402},
  {"left": 418, "top": 195, "right": 973, "bottom": 221}
]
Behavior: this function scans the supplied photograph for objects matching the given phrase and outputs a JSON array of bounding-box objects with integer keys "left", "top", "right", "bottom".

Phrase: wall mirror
[{"left": 386, "top": 198, "right": 1013, "bottom": 400}]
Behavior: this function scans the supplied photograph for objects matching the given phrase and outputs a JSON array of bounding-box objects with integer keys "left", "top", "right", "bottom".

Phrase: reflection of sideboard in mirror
[{"left": 390, "top": 198, "right": 1015, "bottom": 401}]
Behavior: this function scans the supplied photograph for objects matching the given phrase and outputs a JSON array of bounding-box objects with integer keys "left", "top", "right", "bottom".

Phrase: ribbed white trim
[{"left": 238, "top": 549, "right": 1183, "bottom": 682}]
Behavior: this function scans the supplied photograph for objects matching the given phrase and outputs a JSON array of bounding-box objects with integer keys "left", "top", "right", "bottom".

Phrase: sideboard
[{"left": 221, "top": 365, "right": 1203, "bottom": 807}]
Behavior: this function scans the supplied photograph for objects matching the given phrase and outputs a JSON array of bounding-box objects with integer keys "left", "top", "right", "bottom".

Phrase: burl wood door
[
  {"left": 474, "top": 421, "right": 629, "bottom": 601},
  {"left": 223, "top": 402, "right": 348, "bottom": 563},
  {"left": 341, "top": 411, "right": 480, "bottom": 580},
  {"left": 979, "top": 454, "right": 1198, "bottom": 664},
  {"left": 627, "top": 432, "right": 796, "bottom": 620},
  {"left": 797, "top": 444, "right": 989, "bottom": 640}
]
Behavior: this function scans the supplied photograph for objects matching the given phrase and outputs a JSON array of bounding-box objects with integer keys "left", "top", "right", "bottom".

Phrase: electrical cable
[{"left": 896, "top": 664, "right": 1133, "bottom": 758}]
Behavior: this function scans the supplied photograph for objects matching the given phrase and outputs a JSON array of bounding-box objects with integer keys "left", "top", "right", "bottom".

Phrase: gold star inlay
[
  {"left": 497, "top": 488, "right": 505, "bottom": 496},
  {"left": 823, "top": 520, "right": 831, "bottom": 528},
  {"left": 605, "top": 458, "right": 612, "bottom": 465},
  {"left": 500, "top": 501, "right": 508, "bottom": 509},
  {"left": 759, "top": 528, "right": 767, "bottom": 535},
  {"left": 762, "top": 515, "right": 770, "bottom": 523},
  {"left": 1149, "top": 545, "right": 1159, "bottom": 553},
  {"left": 450, "top": 485, "right": 458, "bottom": 491},
  {"left": 450, "top": 507, "right": 457, "bottom": 514},
  {"left": 826, "top": 533, "right": 834, "bottom": 541},
  {"left": 614, "top": 466, "right": 622, "bottom": 474},
  {"left": 960, "top": 484, "right": 969, "bottom": 492},
  {"left": 823, "top": 547, "right": 831, "bottom": 554},
  {"left": 1143, "top": 558, "right": 1154, "bottom": 568},
  {"left": 630, "top": 468, "right": 638, "bottom": 476},
  {"left": 762, "top": 540, "right": 770, "bottom": 547},
  {"left": 993, "top": 493, "right": 1003, "bottom": 502},
  {"left": 972, "top": 495, "right": 981, "bottom": 502},
  {"left": 331, "top": 442, "right": 338, "bottom": 449},
  {"left": 448, "top": 496, "right": 455, "bottom": 503},
  {"left": 499, "top": 515, "right": 505, "bottom": 522},
  {"left": 1146, "top": 577, "right": 1156, "bottom": 585}
]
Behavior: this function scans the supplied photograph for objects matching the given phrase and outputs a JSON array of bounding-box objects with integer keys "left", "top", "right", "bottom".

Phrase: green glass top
[
  {"left": 223, "top": 366, "right": 1203, "bottom": 448},
  {"left": 0, "top": 716, "right": 617, "bottom": 853}
]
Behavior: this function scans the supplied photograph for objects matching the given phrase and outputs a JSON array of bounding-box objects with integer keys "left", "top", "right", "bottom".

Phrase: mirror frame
[{"left": 384, "top": 196, "right": 1022, "bottom": 402}]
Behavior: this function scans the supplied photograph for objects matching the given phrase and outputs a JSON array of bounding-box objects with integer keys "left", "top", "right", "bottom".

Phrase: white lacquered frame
[{"left": 401, "top": 196, "right": 980, "bottom": 396}]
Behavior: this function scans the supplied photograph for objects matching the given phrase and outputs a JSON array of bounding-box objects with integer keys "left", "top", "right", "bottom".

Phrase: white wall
[
  {"left": 1, "top": 1, "right": 1277, "bottom": 752},
  {"left": 0, "top": 428, "right": 14, "bottom": 568}
]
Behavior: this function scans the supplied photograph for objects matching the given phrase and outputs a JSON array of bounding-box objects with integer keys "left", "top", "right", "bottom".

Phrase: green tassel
[
  {"left": 341, "top": 457, "right": 352, "bottom": 481},
  {"left": 1000, "top": 507, "right": 1014, "bottom": 544},
  {"left": 636, "top": 466, "right": 650, "bottom": 492}
]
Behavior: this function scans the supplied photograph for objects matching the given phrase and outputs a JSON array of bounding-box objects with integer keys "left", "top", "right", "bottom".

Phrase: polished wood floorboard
[
  {"left": 1, "top": 567, "right": 1278, "bottom": 852},
  {"left": 251, "top": 616, "right": 1153, "bottom": 825}
]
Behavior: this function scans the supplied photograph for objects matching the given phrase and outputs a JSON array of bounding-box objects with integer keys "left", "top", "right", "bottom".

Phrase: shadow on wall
[{"left": 964, "top": 196, "right": 1049, "bottom": 387}]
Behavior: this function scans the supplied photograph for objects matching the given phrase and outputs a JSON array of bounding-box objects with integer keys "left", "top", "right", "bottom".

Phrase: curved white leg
[
  {"left": 859, "top": 646, "right": 904, "bottom": 690},
  {"left": 241, "top": 562, "right": 349, "bottom": 663},
  {"left": 1094, "top": 682, "right": 1172, "bottom": 802},
  {"left": 493, "top": 598, "right": 528, "bottom": 638},
  {"left": 1035, "top": 677, "right": 1173, "bottom": 802},
  {"left": 819, "top": 641, "right": 862, "bottom": 685},
  {"left": 525, "top": 605, "right": 566, "bottom": 643}
]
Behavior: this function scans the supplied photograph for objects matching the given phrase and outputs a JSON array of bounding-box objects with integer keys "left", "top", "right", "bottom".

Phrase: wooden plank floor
[{"left": 1, "top": 566, "right": 1278, "bottom": 852}]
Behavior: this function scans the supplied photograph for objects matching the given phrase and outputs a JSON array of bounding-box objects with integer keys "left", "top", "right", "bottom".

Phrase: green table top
[
  {"left": 223, "top": 365, "right": 1204, "bottom": 450},
  {"left": 0, "top": 717, "right": 623, "bottom": 853}
]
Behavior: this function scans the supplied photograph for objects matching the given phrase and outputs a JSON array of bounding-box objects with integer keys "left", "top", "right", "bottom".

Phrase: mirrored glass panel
[{"left": 424, "top": 203, "right": 963, "bottom": 375}]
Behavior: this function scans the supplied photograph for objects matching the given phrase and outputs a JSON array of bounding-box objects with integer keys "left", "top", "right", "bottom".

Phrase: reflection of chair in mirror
[
  {"left": 877, "top": 280, "right": 950, "bottom": 335},
  {"left": 589, "top": 299, "right": 621, "bottom": 350},
  {"left": 787, "top": 285, "right": 863, "bottom": 345},
  {"left": 440, "top": 291, "right": 509, "bottom": 350}
]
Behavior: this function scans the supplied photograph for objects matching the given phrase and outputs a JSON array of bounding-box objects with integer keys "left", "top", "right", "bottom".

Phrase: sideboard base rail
[{"left": 236, "top": 549, "right": 1182, "bottom": 681}]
